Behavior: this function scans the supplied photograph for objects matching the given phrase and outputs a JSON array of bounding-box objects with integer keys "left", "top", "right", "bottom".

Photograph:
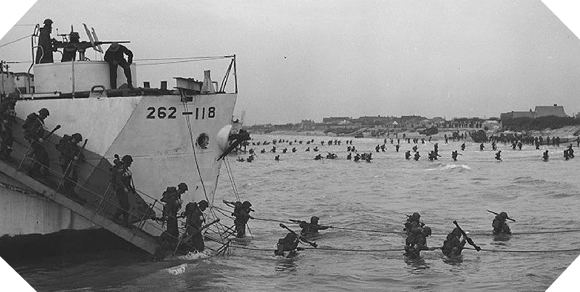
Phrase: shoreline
[{"left": 255, "top": 125, "right": 580, "bottom": 141}]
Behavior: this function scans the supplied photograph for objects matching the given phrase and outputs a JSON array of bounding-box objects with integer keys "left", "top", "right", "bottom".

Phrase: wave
[{"left": 425, "top": 163, "right": 471, "bottom": 172}]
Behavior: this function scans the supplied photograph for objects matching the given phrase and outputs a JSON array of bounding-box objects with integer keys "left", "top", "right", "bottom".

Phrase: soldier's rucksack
[
  {"left": 161, "top": 186, "right": 178, "bottom": 203},
  {"left": 56, "top": 134, "right": 71, "bottom": 151},
  {"left": 21, "top": 112, "right": 38, "bottom": 131}
]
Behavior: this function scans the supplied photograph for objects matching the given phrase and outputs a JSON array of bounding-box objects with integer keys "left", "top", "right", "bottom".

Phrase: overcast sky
[{"left": 1, "top": 0, "right": 580, "bottom": 125}]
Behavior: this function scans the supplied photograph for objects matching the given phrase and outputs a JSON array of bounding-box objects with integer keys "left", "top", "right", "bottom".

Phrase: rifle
[
  {"left": 279, "top": 223, "right": 317, "bottom": 248},
  {"left": 44, "top": 125, "right": 61, "bottom": 141},
  {"left": 58, "top": 138, "right": 88, "bottom": 191},
  {"left": 453, "top": 220, "right": 481, "bottom": 251},
  {"left": 487, "top": 210, "right": 516, "bottom": 222},
  {"left": 289, "top": 219, "right": 307, "bottom": 224}
]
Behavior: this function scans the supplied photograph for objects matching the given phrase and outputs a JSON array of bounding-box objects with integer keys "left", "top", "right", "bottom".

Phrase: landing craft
[{"left": 0, "top": 22, "right": 244, "bottom": 259}]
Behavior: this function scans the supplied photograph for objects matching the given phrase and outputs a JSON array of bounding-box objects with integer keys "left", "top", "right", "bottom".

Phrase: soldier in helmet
[
  {"left": 35, "top": 19, "right": 56, "bottom": 64},
  {"left": 404, "top": 226, "right": 433, "bottom": 259},
  {"left": 57, "top": 133, "right": 85, "bottom": 202},
  {"left": 404, "top": 212, "right": 425, "bottom": 235},
  {"left": 0, "top": 93, "right": 17, "bottom": 160},
  {"left": 104, "top": 42, "right": 134, "bottom": 89},
  {"left": 180, "top": 200, "right": 209, "bottom": 253},
  {"left": 111, "top": 154, "right": 135, "bottom": 227},
  {"left": 441, "top": 227, "right": 467, "bottom": 257},
  {"left": 298, "top": 216, "right": 331, "bottom": 237},
  {"left": 160, "top": 182, "right": 188, "bottom": 241},
  {"left": 492, "top": 211, "right": 512, "bottom": 235},
  {"left": 61, "top": 31, "right": 80, "bottom": 62},
  {"left": 23, "top": 108, "right": 51, "bottom": 177}
]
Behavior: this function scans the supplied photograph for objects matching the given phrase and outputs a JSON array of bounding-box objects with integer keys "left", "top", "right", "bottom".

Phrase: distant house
[
  {"left": 534, "top": 104, "right": 567, "bottom": 118},
  {"left": 322, "top": 117, "right": 351, "bottom": 125}
]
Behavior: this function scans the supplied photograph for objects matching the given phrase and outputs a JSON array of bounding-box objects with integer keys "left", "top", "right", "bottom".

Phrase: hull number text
[{"left": 147, "top": 106, "right": 216, "bottom": 120}]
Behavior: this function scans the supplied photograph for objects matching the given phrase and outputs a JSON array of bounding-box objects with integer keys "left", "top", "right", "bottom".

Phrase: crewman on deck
[
  {"left": 23, "top": 108, "right": 51, "bottom": 178},
  {"left": 0, "top": 93, "right": 17, "bottom": 160},
  {"left": 298, "top": 216, "right": 331, "bottom": 236},
  {"left": 492, "top": 211, "right": 512, "bottom": 235},
  {"left": 57, "top": 133, "right": 85, "bottom": 203},
  {"left": 160, "top": 182, "right": 188, "bottom": 241},
  {"left": 111, "top": 155, "right": 135, "bottom": 227},
  {"left": 182, "top": 200, "right": 209, "bottom": 253},
  {"left": 104, "top": 43, "right": 134, "bottom": 89},
  {"left": 35, "top": 19, "right": 55, "bottom": 64},
  {"left": 61, "top": 31, "right": 80, "bottom": 62},
  {"left": 441, "top": 228, "right": 466, "bottom": 257}
]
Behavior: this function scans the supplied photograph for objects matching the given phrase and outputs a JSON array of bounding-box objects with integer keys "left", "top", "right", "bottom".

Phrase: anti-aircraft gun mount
[{"left": 46, "top": 23, "right": 129, "bottom": 61}]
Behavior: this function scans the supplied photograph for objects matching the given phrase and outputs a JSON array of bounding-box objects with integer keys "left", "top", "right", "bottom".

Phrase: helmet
[
  {"left": 109, "top": 42, "right": 120, "bottom": 52},
  {"left": 242, "top": 201, "right": 252, "bottom": 208},
  {"left": 71, "top": 133, "right": 82, "bottom": 142},
  {"left": 499, "top": 212, "right": 508, "bottom": 220},
  {"left": 39, "top": 108, "right": 49, "bottom": 117},
  {"left": 451, "top": 228, "right": 462, "bottom": 237},
  {"left": 422, "top": 226, "right": 432, "bottom": 236},
  {"left": 310, "top": 216, "right": 319, "bottom": 223},
  {"left": 121, "top": 155, "right": 133, "bottom": 164},
  {"left": 410, "top": 212, "right": 421, "bottom": 220},
  {"left": 43, "top": 19, "right": 53, "bottom": 26},
  {"left": 198, "top": 200, "right": 208, "bottom": 209},
  {"left": 177, "top": 182, "right": 188, "bottom": 191}
]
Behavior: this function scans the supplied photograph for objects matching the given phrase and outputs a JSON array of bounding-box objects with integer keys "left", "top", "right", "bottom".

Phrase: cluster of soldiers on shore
[{"left": 235, "top": 134, "right": 578, "bottom": 163}]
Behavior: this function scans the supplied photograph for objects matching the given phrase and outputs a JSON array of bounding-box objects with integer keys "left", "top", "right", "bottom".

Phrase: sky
[{"left": 1, "top": 0, "right": 580, "bottom": 126}]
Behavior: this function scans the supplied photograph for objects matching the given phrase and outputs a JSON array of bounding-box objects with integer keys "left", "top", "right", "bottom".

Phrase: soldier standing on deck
[{"left": 104, "top": 43, "right": 134, "bottom": 89}]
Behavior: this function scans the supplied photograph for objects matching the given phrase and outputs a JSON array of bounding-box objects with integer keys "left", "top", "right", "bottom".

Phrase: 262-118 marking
[{"left": 146, "top": 106, "right": 216, "bottom": 119}]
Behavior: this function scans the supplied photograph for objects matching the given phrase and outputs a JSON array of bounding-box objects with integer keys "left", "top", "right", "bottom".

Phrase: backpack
[
  {"left": 21, "top": 112, "right": 38, "bottom": 130},
  {"left": 161, "top": 186, "right": 178, "bottom": 203},
  {"left": 56, "top": 134, "right": 71, "bottom": 151}
]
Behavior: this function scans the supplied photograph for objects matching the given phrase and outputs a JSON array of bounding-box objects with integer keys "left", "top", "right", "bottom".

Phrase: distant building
[
  {"left": 534, "top": 104, "right": 567, "bottom": 118},
  {"left": 322, "top": 117, "right": 351, "bottom": 125},
  {"left": 500, "top": 104, "right": 567, "bottom": 124}
]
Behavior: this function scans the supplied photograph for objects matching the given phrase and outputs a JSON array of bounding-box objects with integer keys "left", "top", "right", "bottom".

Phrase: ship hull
[{"left": 1, "top": 92, "right": 237, "bottom": 247}]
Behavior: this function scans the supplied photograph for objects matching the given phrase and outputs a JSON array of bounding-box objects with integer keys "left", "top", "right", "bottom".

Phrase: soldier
[
  {"left": 57, "top": 133, "right": 85, "bottom": 202},
  {"left": 0, "top": 93, "right": 17, "bottom": 160},
  {"left": 298, "top": 216, "right": 331, "bottom": 237},
  {"left": 111, "top": 155, "right": 135, "bottom": 227},
  {"left": 104, "top": 43, "right": 133, "bottom": 89},
  {"left": 492, "top": 211, "right": 512, "bottom": 235},
  {"left": 22, "top": 108, "right": 51, "bottom": 177},
  {"left": 160, "top": 182, "right": 188, "bottom": 240},
  {"left": 182, "top": 200, "right": 209, "bottom": 253},
  {"left": 35, "top": 19, "right": 55, "bottom": 64}
]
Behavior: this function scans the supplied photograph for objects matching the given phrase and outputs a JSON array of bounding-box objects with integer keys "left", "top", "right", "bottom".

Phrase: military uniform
[
  {"left": 23, "top": 110, "right": 50, "bottom": 177},
  {"left": 111, "top": 156, "right": 134, "bottom": 226}
]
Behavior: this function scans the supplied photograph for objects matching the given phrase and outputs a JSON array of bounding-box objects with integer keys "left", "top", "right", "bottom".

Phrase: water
[{"left": 12, "top": 134, "right": 580, "bottom": 291}]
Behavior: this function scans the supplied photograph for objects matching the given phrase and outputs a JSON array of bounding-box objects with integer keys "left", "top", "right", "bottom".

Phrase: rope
[
  {"left": 0, "top": 34, "right": 32, "bottom": 48},
  {"left": 227, "top": 244, "right": 580, "bottom": 254},
  {"left": 464, "top": 247, "right": 580, "bottom": 253},
  {"left": 223, "top": 157, "right": 241, "bottom": 202}
]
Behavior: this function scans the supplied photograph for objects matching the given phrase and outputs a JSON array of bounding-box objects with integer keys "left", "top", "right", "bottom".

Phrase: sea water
[{"left": 11, "top": 134, "right": 580, "bottom": 291}]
